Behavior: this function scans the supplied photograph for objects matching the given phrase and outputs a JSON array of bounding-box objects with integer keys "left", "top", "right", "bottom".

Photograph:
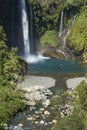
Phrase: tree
[
  {"left": 4, "top": 47, "right": 23, "bottom": 83},
  {"left": 0, "top": 26, "right": 8, "bottom": 74},
  {"left": 68, "top": 6, "right": 87, "bottom": 51},
  {"left": 76, "top": 81, "right": 87, "bottom": 111},
  {"left": 0, "top": 25, "right": 25, "bottom": 128}
]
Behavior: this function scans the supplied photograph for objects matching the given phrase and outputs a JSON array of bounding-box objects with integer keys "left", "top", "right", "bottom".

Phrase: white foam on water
[{"left": 25, "top": 54, "right": 50, "bottom": 63}]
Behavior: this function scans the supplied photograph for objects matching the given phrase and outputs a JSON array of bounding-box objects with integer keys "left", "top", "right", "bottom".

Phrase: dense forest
[
  {"left": 27, "top": 0, "right": 87, "bottom": 61},
  {"left": 0, "top": 0, "right": 87, "bottom": 129},
  {"left": 0, "top": 26, "right": 26, "bottom": 129}
]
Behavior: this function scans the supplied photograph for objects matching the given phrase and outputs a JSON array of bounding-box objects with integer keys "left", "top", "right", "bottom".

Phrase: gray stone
[
  {"left": 44, "top": 110, "right": 50, "bottom": 116},
  {"left": 40, "top": 120, "right": 44, "bottom": 125}
]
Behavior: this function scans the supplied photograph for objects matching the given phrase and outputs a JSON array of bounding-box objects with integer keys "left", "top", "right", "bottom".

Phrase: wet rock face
[
  {"left": 43, "top": 49, "right": 65, "bottom": 59},
  {"left": 0, "top": 0, "right": 24, "bottom": 54},
  {"left": 40, "top": 44, "right": 64, "bottom": 59},
  {"left": 0, "top": 0, "right": 18, "bottom": 26},
  {"left": 40, "top": 43, "right": 75, "bottom": 60}
]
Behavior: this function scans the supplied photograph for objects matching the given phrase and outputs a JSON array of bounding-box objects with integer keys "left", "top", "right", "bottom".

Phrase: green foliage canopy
[
  {"left": 0, "top": 26, "right": 25, "bottom": 128},
  {"left": 40, "top": 30, "right": 57, "bottom": 46},
  {"left": 68, "top": 6, "right": 87, "bottom": 51},
  {"left": 50, "top": 80, "right": 87, "bottom": 130}
]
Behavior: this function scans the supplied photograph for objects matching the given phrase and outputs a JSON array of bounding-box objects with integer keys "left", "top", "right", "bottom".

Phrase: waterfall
[
  {"left": 62, "top": 15, "right": 77, "bottom": 60},
  {"left": 20, "top": 0, "right": 30, "bottom": 57},
  {"left": 63, "top": 15, "right": 77, "bottom": 48},
  {"left": 59, "top": 11, "right": 63, "bottom": 37},
  {"left": 20, "top": 0, "right": 49, "bottom": 63},
  {"left": 30, "top": 4, "right": 34, "bottom": 53},
  {"left": 58, "top": 15, "right": 77, "bottom": 60}
]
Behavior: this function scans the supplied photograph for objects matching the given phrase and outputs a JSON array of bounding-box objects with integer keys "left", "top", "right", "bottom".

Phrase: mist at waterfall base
[{"left": 24, "top": 53, "right": 50, "bottom": 63}]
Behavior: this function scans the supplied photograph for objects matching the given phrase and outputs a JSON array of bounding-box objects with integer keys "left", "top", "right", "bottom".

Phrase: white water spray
[
  {"left": 20, "top": 0, "right": 30, "bottom": 57},
  {"left": 26, "top": 53, "right": 50, "bottom": 63}
]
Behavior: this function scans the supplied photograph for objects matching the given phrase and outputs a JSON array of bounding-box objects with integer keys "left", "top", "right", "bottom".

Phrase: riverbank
[
  {"left": 18, "top": 75, "right": 56, "bottom": 89},
  {"left": 9, "top": 76, "right": 57, "bottom": 130},
  {"left": 66, "top": 77, "right": 85, "bottom": 89},
  {"left": 18, "top": 75, "right": 86, "bottom": 90},
  {"left": 9, "top": 75, "right": 86, "bottom": 130},
  {"left": 17, "top": 75, "right": 55, "bottom": 106},
  {"left": 17, "top": 75, "right": 86, "bottom": 107}
]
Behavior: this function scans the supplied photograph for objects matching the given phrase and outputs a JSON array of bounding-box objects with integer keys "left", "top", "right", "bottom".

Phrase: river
[{"left": 9, "top": 58, "right": 87, "bottom": 130}]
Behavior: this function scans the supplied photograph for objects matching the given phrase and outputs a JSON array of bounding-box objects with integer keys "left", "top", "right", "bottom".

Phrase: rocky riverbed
[
  {"left": 17, "top": 75, "right": 55, "bottom": 106},
  {"left": 7, "top": 75, "right": 57, "bottom": 130},
  {"left": 8, "top": 75, "right": 86, "bottom": 130}
]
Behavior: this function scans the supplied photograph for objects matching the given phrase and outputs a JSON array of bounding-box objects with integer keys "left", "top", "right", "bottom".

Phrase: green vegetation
[
  {"left": 0, "top": 0, "right": 87, "bottom": 129},
  {"left": 0, "top": 78, "right": 25, "bottom": 128},
  {"left": 50, "top": 81, "right": 87, "bottom": 130},
  {"left": 27, "top": 0, "right": 87, "bottom": 36},
  {"left": 27, "top": 0, "right": 70, "bottom": 35},
  {"left": 40, "top": 30, "right": 57, "bottom": 47},
  {"left": 0, "top": 26, "right": 25, "bottom": 128},
  {"left": 27, "top": 0, "right": 87, "bottom": 56},
  {"left": 0, "top": 26, "right": 25, "bottom": 83},
  {"left": 68, "top": 6, "right": 87, "bottom": 51}
]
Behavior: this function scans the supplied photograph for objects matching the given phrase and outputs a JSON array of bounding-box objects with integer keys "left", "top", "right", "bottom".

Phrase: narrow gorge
[{"left": 0, "top": 0, "right": 87, "bottom": 130}]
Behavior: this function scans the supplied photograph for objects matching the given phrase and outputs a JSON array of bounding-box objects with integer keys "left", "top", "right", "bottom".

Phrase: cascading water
[
  {"left": 58, "top": 15, "right": 77, "bottom": 60},
  {"left": 63, "top": 15, "right": 77, "bottom": 48},
  {"left": 20, "top": 0, "right": 30, "bottom": 57},
  {"left": 30, "top": 4, "right": 34, "bottom": 54},
  {"left": 62, "top": 15, "right": 77, "bottom": 60},
  {"left": 59, "top": 11, "right": 63, "bottom": 37},
  {"left": 20, "top": 0, "right": 49, "bottom": 63}
]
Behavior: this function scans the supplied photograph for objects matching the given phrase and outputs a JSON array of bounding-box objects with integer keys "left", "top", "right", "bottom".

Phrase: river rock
[
  {"left": 18, "top": 84, "right": 53, "bottom": 107},
  {"left": 44, "top": 110, "right": 50, "bottom": 116},
  {"left": 29, "top": 90, "right": 47, "bottom": 100},
  {"left": 30, "top": 107, "right": 36, "bottom": 111},
  {"left": 35, "top": 111, "right": 39, "bottom": 115},
  {"left": 26, "top": 100, "right": 36, "bottom": 106},
  {"left": 35, "top": 121, "right": 39, "bottom": 124},
  {"left": 18, "top": 123, "right": 23, "bottom": 127},
  {"left": 13, "top": 126, "right": 18, "bottom": 129},
  {"left": 52, "top": 119, "right": 57, "bottom": 124},
  {"left": 36, "top": 115, "right": 40, "bottom": 118},
  {"left": 43, "top": 49, "right": 64, "bottom": 59},
  {"left": 27, "top": 116, "right": 35, "bottom": 121},
  {"left": 43, "top": 99, "right": 50, "bottom": 107},
  {"left": 48, "top": 122, "right": 52, "bottom": 125},
  {"left": 42, "top": 88, "right": 53, "bottom": 96},
  {"left": 44, "top": 122, "right": 48, "bottom": 126},
  {"left": 61, "top": 112, "right": 65, "bottom": 118},
  {"left": 22, "top": 85, "right": 53, "bottom": 107},
  {"left": 39, "top": 108, "right": 45, "bottom": 112},
  {"left": 40, "top": 120, "right": 44, "bottom": 125}
]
